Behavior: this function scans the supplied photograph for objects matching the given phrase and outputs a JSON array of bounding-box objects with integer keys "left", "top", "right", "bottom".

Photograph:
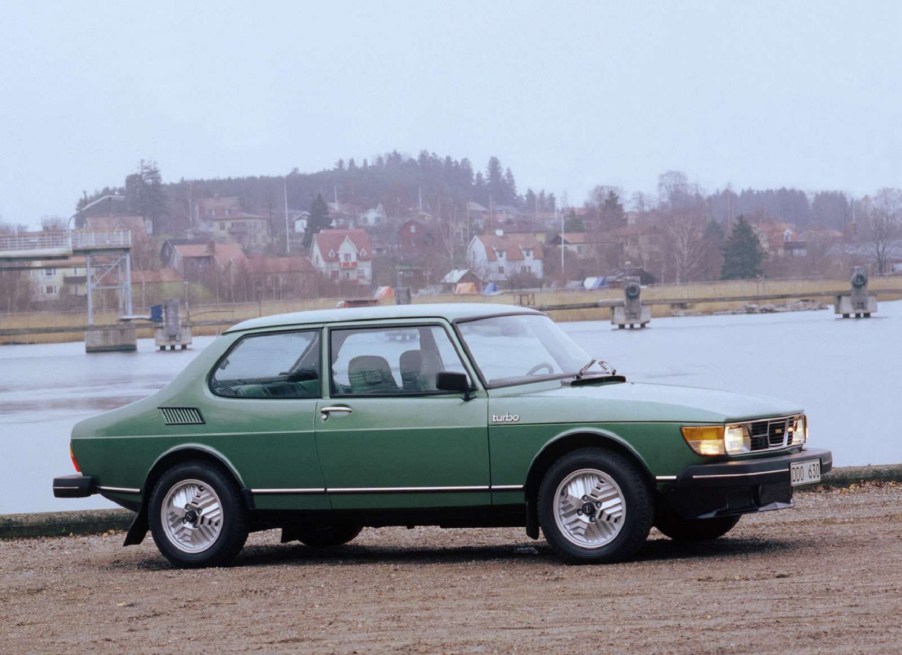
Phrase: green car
[{"left": 53, "top": 303, "right": 832, "bottom": 567}]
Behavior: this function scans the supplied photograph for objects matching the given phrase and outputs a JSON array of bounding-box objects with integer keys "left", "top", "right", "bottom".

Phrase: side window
[
  {"left": 331, "top": 325, "right": 467, "bottom": 396},
  {"left": 210, "top": 330, "right": 320, "bottom": 399}
]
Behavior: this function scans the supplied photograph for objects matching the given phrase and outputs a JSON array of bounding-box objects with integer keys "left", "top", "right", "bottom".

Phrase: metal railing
[
  {"left": 0, "top": 233, "right": 70, "bottom": 253},
  {"left": 0, "top": 230, "right": 132, "bottom": 257}
]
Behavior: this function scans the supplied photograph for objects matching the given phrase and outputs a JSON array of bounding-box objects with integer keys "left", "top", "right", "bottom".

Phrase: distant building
[
  {"left": 162, "top": 240, "right": 248, "bottom": 282},
  {"left": 209, "top": 212, "right": 270, "bottom": 252},
  {"left": 28, "top": 257, "right": 86, "bottom": 302},
  {"left": 549, "top": 232, "right": 598, "bottom": 258},
  {"left": 84, "top": 215, "right": 151, "bottom": 239},
  {"left": 244, "top": 255, "right": 318, "bottom": 299},
  {"left": 466, "top": 231, "right": 544, "bottom": 282},
  {"left": 310, "top": 229, "right": 374, "bottom": 286}
]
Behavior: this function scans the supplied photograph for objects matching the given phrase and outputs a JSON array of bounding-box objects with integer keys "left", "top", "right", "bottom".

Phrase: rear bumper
[
  {"left": 659, "top": 448, "right": 832, "bottom": 520},
  {"left": 53, "top": 474, "right": 95, "bottom": 498}
]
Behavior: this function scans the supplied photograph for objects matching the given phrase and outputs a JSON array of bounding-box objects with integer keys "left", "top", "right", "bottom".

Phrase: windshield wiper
[
  {"left": 574, "top": 359, "right": 596, "bottom": 380},
  {"left": 573, "top": 359, "right": 618, "bottom": 380}
]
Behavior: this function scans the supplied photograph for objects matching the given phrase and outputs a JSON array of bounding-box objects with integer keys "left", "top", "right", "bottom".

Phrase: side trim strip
[
  {"left": 250, "top": 484, "right": 523, "bottom": 495},
  {"left": 691, "top": 470, "right": 782, "bottom": 481},
  {"left": 97, "top": 486, "right": 141, "bottom": 494},
  {"left": 252, "top": 488, "right": 326, "bottom": 495},
  {"left": 329, "top": 485, "right": 490, "bottom": 494},
  {"left": 655, "top": 476, "right": 678, "bottom": 481}
]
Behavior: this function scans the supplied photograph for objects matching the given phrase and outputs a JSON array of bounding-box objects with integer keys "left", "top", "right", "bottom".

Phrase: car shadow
[{"left": 118, "top": 534, "right": 800, "bottom": 571}]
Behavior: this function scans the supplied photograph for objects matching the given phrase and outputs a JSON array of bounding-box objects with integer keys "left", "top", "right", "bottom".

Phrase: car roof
[{"left": 224, "top": 302, "right": 542, "bottom": 333}]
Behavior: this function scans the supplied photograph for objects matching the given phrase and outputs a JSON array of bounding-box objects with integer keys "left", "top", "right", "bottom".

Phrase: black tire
[
  {"left": 149, "top": 461, "right": 248, "bottom": 568},
  {"left": 292, "top": 525, "right": 363, "bottom": 548},
  {"left": 654, "top": 508, "right": 740, "bottom": 542},
  {"left": 538, "top": 448, "right": 652, "bottom": 563}
]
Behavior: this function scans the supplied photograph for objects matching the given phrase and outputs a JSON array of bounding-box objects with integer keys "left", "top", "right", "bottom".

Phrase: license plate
[{"left": 790, "top": 459, "right": 821, "bottom": 486}]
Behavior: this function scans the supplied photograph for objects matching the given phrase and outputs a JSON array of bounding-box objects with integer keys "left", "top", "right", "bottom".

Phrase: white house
[
  {"left": 311, "top": 229, "right": 374, "bottom": 286},
  {"left": 466, "top": 231, "right": 544, "bottom": 283}
]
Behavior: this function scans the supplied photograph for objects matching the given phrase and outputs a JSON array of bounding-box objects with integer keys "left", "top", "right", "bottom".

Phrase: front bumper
[
  {"left": 53, "top": 474, "right": 95, "bottom": 498},
  {"left": 659, "top": 448, "right": 832, "bottom": 520}
]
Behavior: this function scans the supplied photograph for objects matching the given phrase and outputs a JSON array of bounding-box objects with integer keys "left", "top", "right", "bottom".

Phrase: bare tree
[
  {"left": 863, "top": 189, "right": 902, "bottom": 274},
  {"left": 659, "top": 211, "right": 710, "bottom": 283}
]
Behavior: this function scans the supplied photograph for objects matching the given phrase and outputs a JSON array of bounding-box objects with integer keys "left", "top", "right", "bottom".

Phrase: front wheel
[
  {"left": 149, "top": 462, "right": 248, "bottom": 568},
  {"left": 538, "top": 448, "right": 652, "bottom": 563},
  {"left": 654, "top": 509, "right": 740, "bottom": 542}
]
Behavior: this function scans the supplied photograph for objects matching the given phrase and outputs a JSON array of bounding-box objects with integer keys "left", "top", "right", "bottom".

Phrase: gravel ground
[{"left": 1, "top": 483, "right": 899, "bottom": 655}]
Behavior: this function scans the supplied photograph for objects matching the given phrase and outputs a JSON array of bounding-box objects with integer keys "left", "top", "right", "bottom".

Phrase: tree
[
  {"left": 564, "top": 211, "right": 585, "bottom": 232},
  {"left": 721, "top": 216, "right": 765, "bottom": 280},
  {"left": 863, "top": 189, "right": 902, "bottom": 274},
  {"left": 600, "top": 190, "right": 625, "bottom": 229},
  {"left": 303, "top": 194, "right": 331, "bottom": 248},
  {"left": 125, "top": 160, "right": 168, "bottom": 234},
  {"left": 661, "top": 210, "right": 709, "bottom": 283}
]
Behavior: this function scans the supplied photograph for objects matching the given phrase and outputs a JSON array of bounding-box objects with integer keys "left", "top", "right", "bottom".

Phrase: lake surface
[{"left": 2, "top": 301, "right": 899, "bottom": 515}]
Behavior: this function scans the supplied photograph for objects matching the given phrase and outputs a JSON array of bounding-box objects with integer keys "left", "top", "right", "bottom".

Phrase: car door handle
[{"left": 320, "top": 405, "right": 352, "bottom": 421}]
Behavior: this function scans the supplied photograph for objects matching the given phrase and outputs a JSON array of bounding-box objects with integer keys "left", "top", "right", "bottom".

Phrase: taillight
[{"left": 70, "top": 443, "right": 81, "bottom": 473}]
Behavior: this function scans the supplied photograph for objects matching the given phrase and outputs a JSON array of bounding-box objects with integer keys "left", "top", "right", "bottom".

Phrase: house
[
  {"left": 243, "top": 255, "right": 318, "bottom": 299},
  {"left": 399, "top": 218, "right": 442, "bottom": 255},
  {"left": 163, "top": 240, "right": 248, "bottom": 282},
  {"left": 209, "top": 212, "right": 270, "bottom": 252},
  {"left": 359, "top": 204, "right": 387, "bottom": 227},
  {"left": 466, "top": 231, "right": 544, "bottom": 283},
  {"left": 28, "top": 257, "right": 87, "bottom": 302},
  {"left": 549, "top": 232, "right": 599, "bottom": 258},
  {"left": 84, "top": 215, "right": 151, "bottom": 239},
  {"left": 196, "top": 196, "right": 243, "bottom": 221},
  {"left": 310, "top": 229, "right": 374, "bottom": 286}
]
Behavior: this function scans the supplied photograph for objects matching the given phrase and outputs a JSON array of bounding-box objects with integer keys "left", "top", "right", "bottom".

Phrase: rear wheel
[
  {"left": 654, "top": 508, "right": 741, "bottom": 541},
  {"left": 149, "top": 462, "right": 248, "bottom": 568},
  {"left": 538, "top": 448, "right": 652, "bottom": 563}
]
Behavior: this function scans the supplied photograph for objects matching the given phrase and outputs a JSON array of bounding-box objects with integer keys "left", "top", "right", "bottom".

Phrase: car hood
[{"left": 490, "top": 380, "right": 802, "bottom": 424}]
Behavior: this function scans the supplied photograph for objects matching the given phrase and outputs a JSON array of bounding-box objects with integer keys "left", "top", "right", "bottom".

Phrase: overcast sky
[{"left": 2, "top": 1, "right": 900, "bottom": 229}]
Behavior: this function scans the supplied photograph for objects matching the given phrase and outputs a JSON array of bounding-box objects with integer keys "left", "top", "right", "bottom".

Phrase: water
[{"left": 2, "top": 302, "right": 899, "bottom": 515}]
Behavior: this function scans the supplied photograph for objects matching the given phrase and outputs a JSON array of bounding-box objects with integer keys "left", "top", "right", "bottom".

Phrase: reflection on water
[
  {"left": 2, "top": 302, "right": 900, "bottom": 515},
  {"left": 0, "top": 337, "right": 215, "bottom": 515}
]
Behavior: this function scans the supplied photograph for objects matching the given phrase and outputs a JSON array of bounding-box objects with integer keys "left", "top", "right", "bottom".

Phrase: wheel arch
[
  {"left": 124, "top": 445, "right": 252, "bottom": 547},
  {"left": 143, "top": 444, "right": 250, "bottom": 506},
  {"left": 522, "top": 429, "right": 654, "bottom": 538}
]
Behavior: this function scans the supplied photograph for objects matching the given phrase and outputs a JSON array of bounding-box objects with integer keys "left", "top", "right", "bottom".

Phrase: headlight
[
  {"left": 791, "top": 415, "right": 807, "bottom": 446},
  {"left": 724, "top": 424, "right": 750, "bottom": 454},
  {"left": 681, "top": 425, "right": 725, "bottom": 456},
  {"left": 681, "top": 424, "right": 750, "bottom": 456}
]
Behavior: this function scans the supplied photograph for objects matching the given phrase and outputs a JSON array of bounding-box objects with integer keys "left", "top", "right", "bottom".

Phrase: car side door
[
  {"left": 206, "top": 328, "right": 329, "bottom": 511},
  {"left": 314, "top": 321, "right": 490, "bottom": 510}
]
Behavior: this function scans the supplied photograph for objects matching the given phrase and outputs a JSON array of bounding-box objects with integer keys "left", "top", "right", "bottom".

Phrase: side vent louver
[{"left": 160, "top": 407, "right": 205, "bottom": 425}]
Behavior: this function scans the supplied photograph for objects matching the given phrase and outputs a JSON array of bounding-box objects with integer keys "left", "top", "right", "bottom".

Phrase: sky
[{"left": 2, "top": 0, "right": 901, "bottom": 229}]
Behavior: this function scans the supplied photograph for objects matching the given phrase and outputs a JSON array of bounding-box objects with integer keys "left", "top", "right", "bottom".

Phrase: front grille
[{"left": 748, "top": 417, "right": 792, "bottom": 451}]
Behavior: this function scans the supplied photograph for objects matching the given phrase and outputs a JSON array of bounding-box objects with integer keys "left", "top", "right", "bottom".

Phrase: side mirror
[{"left": 436, "top": 372, "right": 472, "bottom": 399}]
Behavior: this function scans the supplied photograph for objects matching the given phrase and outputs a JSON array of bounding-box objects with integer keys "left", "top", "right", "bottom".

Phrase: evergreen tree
[
  {"left": 721, "top": 216, "right": 764, "bottom": 280},
  {"left": 303, "top": 193, "right": 331, "bottom": 249},
  {"left": 600, "top": 190, "right": 625, "bottom": 228},
  {"left": 125, "top": 160, "right": 167, "bottom": 234},
  {"left": 486, "top": 156, "right": 504, "bottom": 205}
]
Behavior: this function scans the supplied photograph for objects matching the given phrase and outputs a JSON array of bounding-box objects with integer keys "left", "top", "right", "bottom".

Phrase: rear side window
[
  {"left": 330, "top": 325, "right": 467, "bottom": 396},
  {"left": 210, "top": 330, "right": 320, "bottom": 399}
]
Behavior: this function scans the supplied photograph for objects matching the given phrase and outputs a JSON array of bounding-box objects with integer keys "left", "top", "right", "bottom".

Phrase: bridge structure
[{"left": 0, "top": 230, "right": 133, "bottom": 326}]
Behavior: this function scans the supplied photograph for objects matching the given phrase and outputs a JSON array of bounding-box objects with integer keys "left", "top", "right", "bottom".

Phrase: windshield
[{"left": 457, "top": 314, "right": 608, "bottom": 386}]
